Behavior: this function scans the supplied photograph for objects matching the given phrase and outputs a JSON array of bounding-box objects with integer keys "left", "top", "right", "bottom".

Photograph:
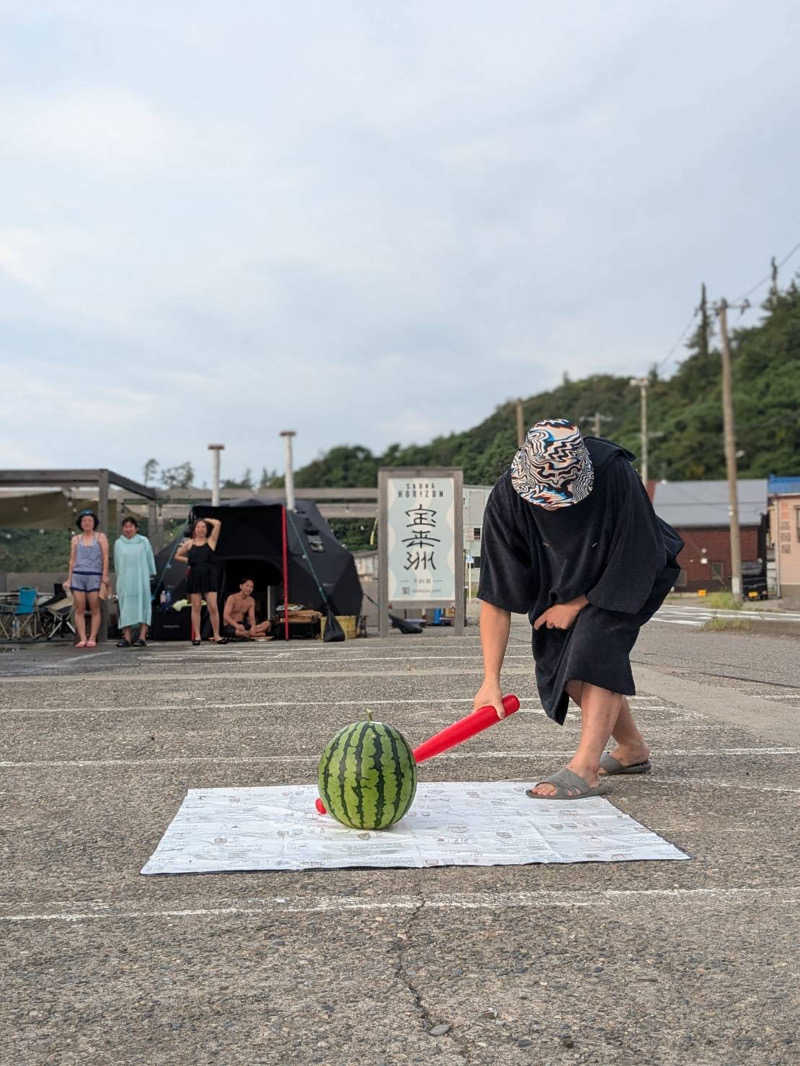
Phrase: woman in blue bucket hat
[{"left": 66, "top": 509, "right": 109, "bottom": 648}]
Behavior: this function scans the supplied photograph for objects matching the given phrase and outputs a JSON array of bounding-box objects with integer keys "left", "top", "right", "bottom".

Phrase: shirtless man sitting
[{"left": 222, "top": 578, "right": 273, "bottom": 640}]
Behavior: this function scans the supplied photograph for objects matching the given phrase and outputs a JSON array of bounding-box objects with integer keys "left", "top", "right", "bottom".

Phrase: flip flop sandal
[
  {"left": 134, "top": 639, "right": 147, "bottom": 647},
  {"left": 116, "top": 639, "right": 132, "bottom": 648},
  {"left": 525, "top": 768, "right": 611, "bottom": 800},
  {"left": 192, "top": 639, "right": 202, "bottom": 646},
  {"left": 598, "top": 754, "right": 652, "bottom": 776}
]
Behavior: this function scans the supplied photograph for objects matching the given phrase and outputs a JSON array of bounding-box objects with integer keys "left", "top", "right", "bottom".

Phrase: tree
[
  {"left": 258, "top": 467, "right": 281, "bottom": 490},
  {"left": 160, "top": 462, "right": 195, "bottom": 489},
  {"left": 222, "top": 469, "right": 254, "bottom": 490},
  {"left": 143, "top": 458, "right": 159, "bottom": 485}
]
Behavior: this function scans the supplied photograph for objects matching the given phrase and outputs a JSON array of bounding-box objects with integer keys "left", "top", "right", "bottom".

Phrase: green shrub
[{"left": 704, "top": 591, "right": 742, "bottom": 610}]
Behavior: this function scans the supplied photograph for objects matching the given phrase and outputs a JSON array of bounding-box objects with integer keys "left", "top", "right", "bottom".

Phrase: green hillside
[{"left": 293, "top": 282, "right": 800, "bottom": 489}]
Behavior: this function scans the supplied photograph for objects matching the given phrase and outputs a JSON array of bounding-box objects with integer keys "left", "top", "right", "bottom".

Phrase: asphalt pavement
[{"left": 2, "top": 608, "right": 799, "bottom": 1065}]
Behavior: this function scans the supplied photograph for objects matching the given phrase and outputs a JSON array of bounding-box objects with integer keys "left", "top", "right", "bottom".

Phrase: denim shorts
[{"left": 70, "top": 572, "right": 102, "bottom": 593}]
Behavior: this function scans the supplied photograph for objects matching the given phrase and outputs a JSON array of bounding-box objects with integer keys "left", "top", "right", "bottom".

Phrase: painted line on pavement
[
  {"left": 3, "top": 885, "right": 798, "bottom": 924},
  {"left": 0, "top": 700, "right": 676, "bottom": 717},
  {"left": 1, "top": 748, "right": 797, "bottom": 769}
]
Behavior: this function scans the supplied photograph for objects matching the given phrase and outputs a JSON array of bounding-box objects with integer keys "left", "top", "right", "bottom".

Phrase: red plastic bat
[
  {"left": 315, "top": 694, "right": 520, "bottom": 814},
  {"left": 411, "top": 693, "right": 520, "bottom": 763}
]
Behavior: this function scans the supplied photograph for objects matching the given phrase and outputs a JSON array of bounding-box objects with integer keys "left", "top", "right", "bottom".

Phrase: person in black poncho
[{"left": 474, "top": 419, "right": 683, "bottom": 800}]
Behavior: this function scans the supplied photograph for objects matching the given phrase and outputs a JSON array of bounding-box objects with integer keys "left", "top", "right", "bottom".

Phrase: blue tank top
[{"left": 74, "top": 535, "right": 103, "bottom": 574}]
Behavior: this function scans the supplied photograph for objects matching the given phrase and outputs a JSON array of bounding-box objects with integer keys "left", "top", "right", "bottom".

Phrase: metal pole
[
  {"left": 378, "top": 469, "right": 389, "bottom": 638},
  {"left": 281, "top": 504, "right": 290, "bottom": 640},
  {"left": 97, "top": 469, "right": 109, "bottom": 641},
  {"left": 629, "top": 379, "right": 648, "bottom": 485},
  {"left": 716, "top": 300, "right": 743, "bottom": 599},
  {"left": 208, "top": 444, "right": 224, "bottom": 506},
  {"left": 280, "top": 430, "right": 296, "bottom": 511},
  {"left": 640, "top": 380, "right": 648, "bottom": 486},
  {"left": 453, "top": 469, "right": 465, "bottom": 636}
]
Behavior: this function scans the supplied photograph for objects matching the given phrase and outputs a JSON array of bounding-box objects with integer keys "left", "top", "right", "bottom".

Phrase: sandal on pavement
[
  {"left": 526, "top": 768, "right": 610, "bottom": 800},
  {"left": 134, "top": 639, "right": 147, "bottom": 647},
  {"left": 75, "top": 640, "right": 87, "bottom": 649},
  {"left": 192, "top": 639, "right": 202, "bottom": 646},
  {"left": 598, "top": 754, "right": 652, "bottom": 776},
  {"left": 86, "top": 640, "right": 97, "bottom": 649},
  {"left": 116, "top": 639, "right": 132, "bottom": 648}
]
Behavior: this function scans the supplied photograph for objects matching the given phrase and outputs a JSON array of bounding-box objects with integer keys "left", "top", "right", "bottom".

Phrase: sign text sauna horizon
[{"left": 377, "top": 467, "right": 465, "bottom": 637}]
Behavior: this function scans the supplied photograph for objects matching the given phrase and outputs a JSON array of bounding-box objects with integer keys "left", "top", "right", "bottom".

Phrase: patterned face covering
[{"left": 510, "top": 419, "right": 594, "bottom": 508}]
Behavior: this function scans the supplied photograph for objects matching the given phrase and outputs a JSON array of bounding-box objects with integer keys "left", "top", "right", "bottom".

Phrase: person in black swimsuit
[{"left": 175, "top": 517, "right": 226, "bottom": 644}]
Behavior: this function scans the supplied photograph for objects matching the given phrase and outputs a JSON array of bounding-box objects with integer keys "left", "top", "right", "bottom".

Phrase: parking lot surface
[{"left": 2, "top": 615, "right": 799, "bottom": 1065}]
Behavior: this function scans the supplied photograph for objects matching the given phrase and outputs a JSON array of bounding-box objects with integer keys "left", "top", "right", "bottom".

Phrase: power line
[
  {"left": 656, "top": 310, "right": 698, "bottom": 374},
  {"left": 656, "top": 238, "right": 800, "bottom": 375},
  {"left": 735, "top": 239, "right": 800, "bottom": 304}
]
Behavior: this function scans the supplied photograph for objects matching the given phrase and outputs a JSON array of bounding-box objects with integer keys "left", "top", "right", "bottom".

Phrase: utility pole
[
  {"left": 582, "top": 411, "right": 612, "bottom": 437},
  {"left": 714, "top": 299, "right": 744, "bottom": 599},
  {"left": 208, "top": 444, "right": 224, "bottom": 506},
  {"left": 769, "top": 256, "right": 779, "bottom": 308},
  {"left": 629, "top": 378, "right": 649, "bottom": 485},
  {"left": 515, "top": 399, "right": 525, "bottom": 446},
  {"left": 697, "top": 283, "right": 710, "bottom": 359},
  {"left": 280, "top": 430, "right": 297, "bottom": 511}
]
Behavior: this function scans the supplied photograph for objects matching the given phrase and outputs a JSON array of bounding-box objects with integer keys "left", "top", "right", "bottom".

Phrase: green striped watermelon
[{"left": 318, "top": 715, "right": 417, "bottom": 830}]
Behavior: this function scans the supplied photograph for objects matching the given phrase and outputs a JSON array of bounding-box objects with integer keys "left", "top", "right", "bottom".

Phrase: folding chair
[
  {"left": 13, "top": 586, "right": 40, "bottom": 640},
  {"left": 0, "top": 598, "right": 13, "bottom": 639},
  {"left": 39, "top": 587, "right": 76, "bottom": 642}
]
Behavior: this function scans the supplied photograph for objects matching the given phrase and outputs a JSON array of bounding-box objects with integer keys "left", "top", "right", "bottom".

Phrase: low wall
[{"left": 0, "top": 572, "right": 66, "bottom": 593}]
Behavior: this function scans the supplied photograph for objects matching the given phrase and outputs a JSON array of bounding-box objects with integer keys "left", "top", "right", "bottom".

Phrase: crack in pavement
[{"left": 389, "top": 887, "right": 471, "bottom": 1064}]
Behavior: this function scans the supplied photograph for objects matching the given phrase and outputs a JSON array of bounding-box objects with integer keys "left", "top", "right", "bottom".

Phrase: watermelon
[{"left": 318, "top": 715, "right": 417, "bottom": 830}]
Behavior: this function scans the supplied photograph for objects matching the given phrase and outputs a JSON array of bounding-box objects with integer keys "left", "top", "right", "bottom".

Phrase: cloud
[{"left": 0, "top": 0, "right": 798, "bottom": 486}]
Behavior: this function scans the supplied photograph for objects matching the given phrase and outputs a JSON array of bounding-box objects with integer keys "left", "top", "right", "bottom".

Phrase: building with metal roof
[{"left": 651, "top": 479, "right": 767, "bottom": 529}]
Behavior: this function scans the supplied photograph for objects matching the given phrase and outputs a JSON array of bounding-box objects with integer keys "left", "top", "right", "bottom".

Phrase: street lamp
[
  {"left": 208, "top": 444, "right": 225, "bottom": 506},
  {"left": 280, "top": 430, "right": 296, "bottom": 511}
]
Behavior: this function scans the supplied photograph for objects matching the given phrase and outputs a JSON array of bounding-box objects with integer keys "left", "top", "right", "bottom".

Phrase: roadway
[{"left": 2, "top": 613, "right": 798, "bottom": 1064}]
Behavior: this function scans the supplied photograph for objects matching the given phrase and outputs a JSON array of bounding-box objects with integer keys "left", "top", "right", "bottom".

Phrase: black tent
[{"left": 151, "top": 497, "right": 362, "bottom": 640}]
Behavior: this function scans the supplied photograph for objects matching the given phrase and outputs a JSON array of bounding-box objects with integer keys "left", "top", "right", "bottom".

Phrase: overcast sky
[{"left": 1, "top": 1, "right": 798, "bottom": 486}]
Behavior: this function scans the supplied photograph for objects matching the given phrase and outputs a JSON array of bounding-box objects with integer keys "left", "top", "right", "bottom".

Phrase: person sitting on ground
[
  {"left": 223, "top": 578, "right": 273, "bottom": 640},
  {"left": 473, "top": 418, "right": 683, "bottom": 800}
]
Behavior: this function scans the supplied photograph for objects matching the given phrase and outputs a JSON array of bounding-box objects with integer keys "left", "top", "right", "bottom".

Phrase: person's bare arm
[
  {"left": 206, "top": 518, "right": 221, "bottom": 551},
  {"left": 473, "top": 600, "right": 511, "bottom": 717},
  {"left": 174, "top": 539, "right": 192, "bottom": 564},
  {"left": 247, "top": 599, "right": 257, "bottom": 628},
  {"left": 99, "top": 533, "right": 110, "bottom": 587},
  {"left": 222, "top": 596, "right": 235, "bottom": 628},
  {"left": 66, "top": 535, "right": 77, "bottom": 588}
]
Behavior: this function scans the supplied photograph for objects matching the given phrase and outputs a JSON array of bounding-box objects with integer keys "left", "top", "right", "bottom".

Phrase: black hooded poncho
[{"left": 478, "top": 437, "right": 683, "bottom": 724}]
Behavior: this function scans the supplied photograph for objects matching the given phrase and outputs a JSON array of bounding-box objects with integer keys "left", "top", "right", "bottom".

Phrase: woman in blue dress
[{"left": 113, "top": 516, "right": 156, "bottom": 647}]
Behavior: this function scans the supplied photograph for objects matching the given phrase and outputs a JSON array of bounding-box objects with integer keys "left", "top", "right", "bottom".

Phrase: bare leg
[
  {"left": 87, "top": 591, "right": 101, "bottom": 643},
  {"left": 190, "top": 594, "right": 203, "bottom": 641},
  {"left": 566, "top": 684, "right": 649, "bottom": 769},
  {"left": 138, "top": 623, "right": 148, "bottom": 641},
  {"left": 206, "top": 592, "right": 222, "bottom": 640},
  {"left": 601, "top": 697, "right": 650, "bottom": 770},
  {"left": 251, "top": 620, "right": 272, "bottom": 637},
  {"left": 529, "top": 682, "right": 624, "bottom": 796},
  {"left": 123, "top": 626, "right": 132, "bottom": 643},
  {"left": 73, "top": 590, "right": 87, "bottom": 645}
]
